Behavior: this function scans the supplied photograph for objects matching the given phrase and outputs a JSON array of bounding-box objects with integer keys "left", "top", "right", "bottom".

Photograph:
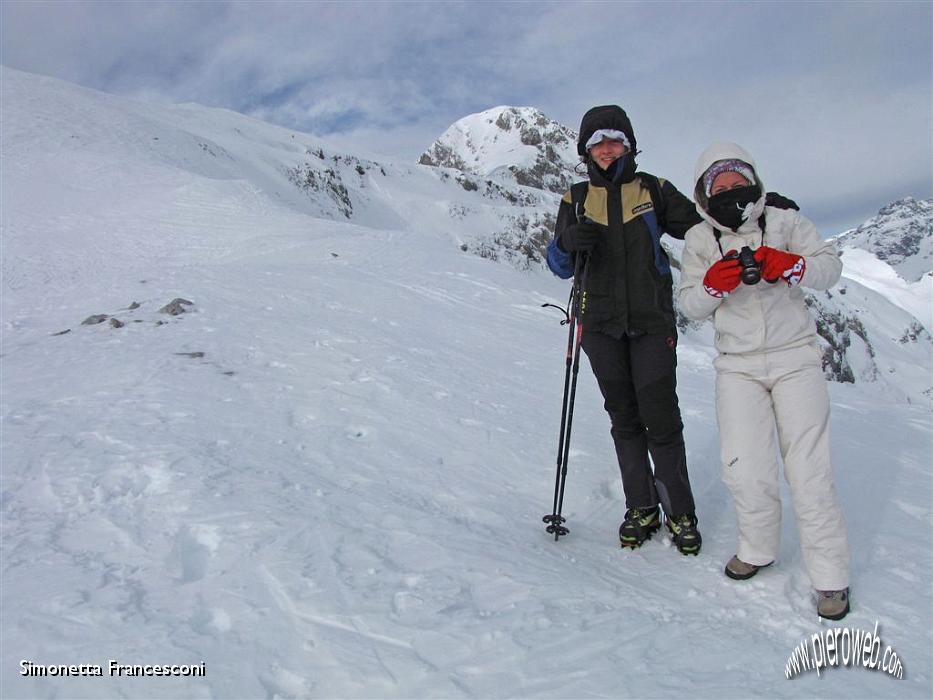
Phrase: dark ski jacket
[{"left": 547, "top": 159, "right": 701, "bottom": 338}]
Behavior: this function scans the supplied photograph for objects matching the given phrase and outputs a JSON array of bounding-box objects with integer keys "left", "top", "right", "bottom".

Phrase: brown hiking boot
[
  {"left": 817, "top": 588, "right": 850, "bottom": 620},
  {"left": 724, "top": 555, "right": 773, "bottom": 580}
]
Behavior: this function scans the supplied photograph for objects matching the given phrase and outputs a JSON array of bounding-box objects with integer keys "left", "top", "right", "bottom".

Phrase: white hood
[{"left": 693, "top": 142, "right": 767, "bottom": 236}]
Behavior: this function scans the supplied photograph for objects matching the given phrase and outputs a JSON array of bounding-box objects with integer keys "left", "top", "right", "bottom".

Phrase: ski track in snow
[{"left": 2, "top": 68, "right": 931, "bottom": 699}]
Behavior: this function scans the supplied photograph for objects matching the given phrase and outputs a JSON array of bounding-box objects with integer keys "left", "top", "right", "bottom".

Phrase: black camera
[{"left": 724, "top": 245, "right": 761, "bottom": 285}]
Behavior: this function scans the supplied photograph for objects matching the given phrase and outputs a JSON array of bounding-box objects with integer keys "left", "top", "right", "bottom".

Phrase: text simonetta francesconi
[{"left": 21, "top": 659, "right": 206, "bottom": 677}]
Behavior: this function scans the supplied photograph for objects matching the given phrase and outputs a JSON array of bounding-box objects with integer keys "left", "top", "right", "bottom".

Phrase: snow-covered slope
[
  {"left": 808, "top": 199, "right": 932, "bottom": 400},
  {"left": 2, "top": 68, "right": 931, "bottom": 699},
  {"left": 1, "top": 68, "right": 560, "bottom": 273},
  {"left": 419, "top": 106, "right": 579, "bottom": 194},
  {"left": 804, "top": 277, "right": 932, "bottom": 403}
]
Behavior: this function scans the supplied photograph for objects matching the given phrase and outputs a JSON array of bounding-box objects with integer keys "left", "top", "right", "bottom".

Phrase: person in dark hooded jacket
[{"left": 546, "top": 105, "right": 702, "bottom": 554}]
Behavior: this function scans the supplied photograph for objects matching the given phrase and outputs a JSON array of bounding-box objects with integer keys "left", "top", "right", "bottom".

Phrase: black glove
[
  {"left": 765, "top": 191, "right": 800, "bottom": 211},
  {"left": 558, "top": 222, "right": 603, "bottom": 252}
]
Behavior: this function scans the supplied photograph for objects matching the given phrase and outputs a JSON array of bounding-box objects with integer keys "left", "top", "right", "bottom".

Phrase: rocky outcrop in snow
[
  {"left": 804, "top": 282, "right": 931, "bottom": 403},
  {"left": 833, "top": 197, "right": 932, "bottom": 282}
]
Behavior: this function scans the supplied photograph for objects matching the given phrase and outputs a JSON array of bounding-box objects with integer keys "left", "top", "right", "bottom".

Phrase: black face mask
[{"left": 707, "top": 185, "right": 762, "bottom": 231}]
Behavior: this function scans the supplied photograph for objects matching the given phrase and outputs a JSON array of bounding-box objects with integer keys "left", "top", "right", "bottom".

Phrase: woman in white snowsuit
[{"left": 678, "top": 142, "right": 851, "bottom": 620}]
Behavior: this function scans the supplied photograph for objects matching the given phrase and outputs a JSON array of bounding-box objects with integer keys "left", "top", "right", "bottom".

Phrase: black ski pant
[{"left": 581, "top": 330, "right": 696, "bottom": 518}]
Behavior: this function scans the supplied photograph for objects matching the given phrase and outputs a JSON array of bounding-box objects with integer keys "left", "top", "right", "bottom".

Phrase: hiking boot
[
  {"left": 665, "top": 513, "right": 702, "bottom": 555},
  {"left": 817, "top": 588, "right": 850, "bottom": 621},
  {"left": 724, "top": 555, "right": 773, "bottom": 580},
  {"left": 618, "top": 506, "right": 660, "bottom": 549}
]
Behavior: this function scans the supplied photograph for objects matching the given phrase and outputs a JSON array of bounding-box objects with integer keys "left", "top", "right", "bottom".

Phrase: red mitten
[
  {"left": 754, "top": 246, "right": 805, "bottom": 286},
  {"left": 703, "top": 253, "right": 742, "bottom": 298}
]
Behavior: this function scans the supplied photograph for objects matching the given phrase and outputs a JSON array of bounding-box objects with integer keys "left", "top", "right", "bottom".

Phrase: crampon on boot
[
  {"left": 618, "top": 506, "right": 661, "bottom": 549},
  {"left": 666, "top": 513, "right": 702, "bottom": 555}
]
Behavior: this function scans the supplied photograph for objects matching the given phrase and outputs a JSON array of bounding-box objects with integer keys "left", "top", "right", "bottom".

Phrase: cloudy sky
[{"left": 2, "top": 0, "right": 930, "bottom": 233}]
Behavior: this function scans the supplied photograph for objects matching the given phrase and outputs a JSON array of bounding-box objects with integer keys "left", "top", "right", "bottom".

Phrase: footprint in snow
[{"left": 171, "top": 525, "right": 220, "bottom": 584}]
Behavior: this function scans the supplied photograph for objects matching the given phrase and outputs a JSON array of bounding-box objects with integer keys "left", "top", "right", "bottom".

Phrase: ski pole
[
  {"left": 543, "top": 252, "right": 589, "bottom": 540},
  {"left": 542, "top": 267, "right": 577, "bottom": 539},
  {"left": 553, "top": 254, "right": 589, "bottom": 536}
]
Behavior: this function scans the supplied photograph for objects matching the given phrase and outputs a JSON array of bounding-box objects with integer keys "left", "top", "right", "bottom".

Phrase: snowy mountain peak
[
  {"left": 833, "top": 196, "right": 933, "bottom": 283},
  {"left": 418, "top": 106, "right": 579, "bottom": 193}
]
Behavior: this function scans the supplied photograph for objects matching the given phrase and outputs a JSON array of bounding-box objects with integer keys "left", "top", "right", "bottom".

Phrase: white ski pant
[{"left": 715, "top": 342, "right": 850, "bottom": 591}]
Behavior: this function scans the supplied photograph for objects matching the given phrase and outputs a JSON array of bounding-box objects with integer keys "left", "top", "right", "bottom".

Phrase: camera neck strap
[{"left": 714, "top": 212, "right": 766, "bottom": 258}]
